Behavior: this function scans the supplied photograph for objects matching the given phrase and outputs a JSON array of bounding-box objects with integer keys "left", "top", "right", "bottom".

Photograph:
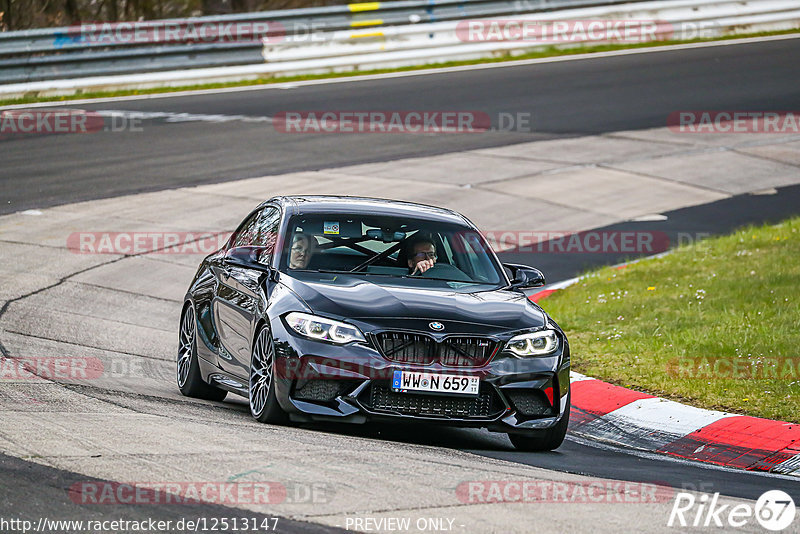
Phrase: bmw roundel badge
[{"left": 429, "top": 321, "right": 444, "bottom": 331}]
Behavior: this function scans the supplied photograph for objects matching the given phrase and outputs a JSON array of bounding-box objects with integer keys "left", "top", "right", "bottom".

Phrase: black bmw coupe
[{"left": 178, "top": 196, "right": 571, "bottom": 451}]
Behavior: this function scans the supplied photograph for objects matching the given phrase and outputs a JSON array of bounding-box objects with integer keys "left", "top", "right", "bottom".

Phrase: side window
[
  {"left": 231, "top": 212, "right": 261, "bottom": 248},
  {"left": 230, "top": 207, "right": 280, "bottom": 249},
  {"left": 254, "top": 207, "right": 280, "bottom": 253}
]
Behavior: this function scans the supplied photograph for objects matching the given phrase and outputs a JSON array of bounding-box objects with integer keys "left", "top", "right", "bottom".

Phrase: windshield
[{"left": 280, "top": 213, "right": 505, "bottom": 288}]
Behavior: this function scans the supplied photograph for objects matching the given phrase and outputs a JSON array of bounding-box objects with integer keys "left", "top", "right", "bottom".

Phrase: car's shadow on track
[{"left": 300, "top": 420, "right": 514, "bottom": 451}]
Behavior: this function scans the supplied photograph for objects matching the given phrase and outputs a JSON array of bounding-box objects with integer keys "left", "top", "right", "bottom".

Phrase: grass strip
[{"left": 542, "top": 217, "right": 800, "bottom": 422}]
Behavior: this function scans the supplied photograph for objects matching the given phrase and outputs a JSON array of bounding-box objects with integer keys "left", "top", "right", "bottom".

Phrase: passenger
[
  {"left": 406, "top": 236, "right": 437, "bottom": 275},
  {"left": 289, "top": 233, "right": 317, "bottom": 269}
]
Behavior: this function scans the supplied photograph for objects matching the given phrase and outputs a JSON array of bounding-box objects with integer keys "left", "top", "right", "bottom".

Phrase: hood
[{"left": 278, "top": 273, "right": 545, "bottom": 334}]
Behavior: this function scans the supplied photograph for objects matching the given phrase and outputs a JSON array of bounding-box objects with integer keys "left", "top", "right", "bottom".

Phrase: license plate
[{"left": 391, "top": 370, "right": 479, "bottom": 396}]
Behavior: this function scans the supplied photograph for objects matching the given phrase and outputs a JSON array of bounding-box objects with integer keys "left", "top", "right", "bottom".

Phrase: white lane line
[
  {"left": 88, "top": 110, "right": 477, "bottom": 133},
  {"left": 1, "top": 33, "right": 799, "bottom": 110},
  {"left": 94, "top": 110, "right": 274, "bottom": 123}
]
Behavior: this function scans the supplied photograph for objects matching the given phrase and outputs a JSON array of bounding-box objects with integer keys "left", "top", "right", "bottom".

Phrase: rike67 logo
[{"left": 668, "top": 490, "right": 796, "bottom": 531}]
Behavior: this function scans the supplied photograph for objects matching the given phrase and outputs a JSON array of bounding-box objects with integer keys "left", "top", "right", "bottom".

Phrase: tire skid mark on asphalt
[
  {"left": 3, "top": 330, "right": 172, "bottom": 362},
  {"left": 730, "top": 147, "right": 800, "bottom": 169},
  {"left": 72, "top": 279, "right": 183, "bottom": 304},
  {"left": 0, "top": 254, "right": 127, "bottom": 326},
  {"left": 0, "top": 225, "right": 226, "bottom": 382}
]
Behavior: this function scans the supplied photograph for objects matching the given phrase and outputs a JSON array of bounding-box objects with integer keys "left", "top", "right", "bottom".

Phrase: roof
[{"left": 262, "top": 195, "right": 471, "bottom": 225}]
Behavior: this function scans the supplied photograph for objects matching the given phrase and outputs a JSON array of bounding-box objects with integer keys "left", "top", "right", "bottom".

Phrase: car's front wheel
[
  {"left": 177, "top": 304, "right": 227, "bottom": 401},
  {"left": 508, "top": 392, "right": 570, "bottom": 452},
  {"left": 249, "top": 324, "right": 287, "bottom": 424}
]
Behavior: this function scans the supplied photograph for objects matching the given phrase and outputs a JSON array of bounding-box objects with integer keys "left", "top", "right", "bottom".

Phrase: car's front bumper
[{"left": 269, "top": 318, "right": 571, "bottom": 434}]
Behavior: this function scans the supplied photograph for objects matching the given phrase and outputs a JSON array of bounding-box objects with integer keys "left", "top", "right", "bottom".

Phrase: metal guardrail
[
  {"left": 0, "top": 0, "right": 645, "bottom": 53},
  {"left": 261, "top": 0, "right": 800, "bottom": 63},
  {"left": 0, "top": 0, "right": 648, "bottom": 84},
  {"left": 0, "top": 0, "right": 798, "bottom": 95}
]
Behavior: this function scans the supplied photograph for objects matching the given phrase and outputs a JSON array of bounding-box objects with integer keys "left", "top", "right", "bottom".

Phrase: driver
[
  {"left": 406, "top": 235, "right": 437, "bottom": 275},
  {"left": 289, "top": 233, "right": 317, "bottom": 269}
]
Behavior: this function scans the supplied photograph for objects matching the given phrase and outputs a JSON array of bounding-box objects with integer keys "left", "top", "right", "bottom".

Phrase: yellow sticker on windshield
[{"left": 324, "top": 221, "right": 340, "bottom": 235}]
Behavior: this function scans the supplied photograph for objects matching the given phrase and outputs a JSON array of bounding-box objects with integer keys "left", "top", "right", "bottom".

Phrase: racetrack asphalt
[
  {"left": 0, "top": 452, "right": 348, "bottom": 534},
  {"left": 1, "top": 37, "right": 799, "bottom": 215}
]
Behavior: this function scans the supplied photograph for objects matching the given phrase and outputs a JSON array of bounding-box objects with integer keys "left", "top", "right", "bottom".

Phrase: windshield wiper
[
  {"left": 299, "top": 269, "right": 354, "bottom": 274},
  {"left": 296, "top": 269, "right": 404, "bottom": 277},
  {"left": 295, "top": 269, "right": 485, "bottom": 283},
  {"left": 408, "top": 275, "right": 481, "bottom": 283}
]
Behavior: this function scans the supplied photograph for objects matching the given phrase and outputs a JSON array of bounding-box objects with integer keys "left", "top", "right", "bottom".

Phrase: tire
[
  {"left": 508, "top": 393, "right": 570, "bottom": 452},
  {"left": 177, "top": 303, "right": 227, "bottom": 401},
  {"left": 248, "top": 324, "right": 288, "bottom": 424}
]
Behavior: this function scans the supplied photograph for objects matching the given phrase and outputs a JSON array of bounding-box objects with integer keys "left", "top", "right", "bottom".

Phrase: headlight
[
  {"left": 505, "top": 330, "right": 559, "bottom": 357},
  {"left": 285, "top": 312, "right": 366, "bottom": 344}
]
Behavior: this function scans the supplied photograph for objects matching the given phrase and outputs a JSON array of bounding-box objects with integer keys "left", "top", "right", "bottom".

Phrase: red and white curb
[
  {"left": 529, "top": 274, "right": 799, "bottom": 477},
  {"left": 529, "top": 276, "right": 580, "bottom": 303},
  {"left": 567, "top": 372, "right": 800, "bottom": 477}
]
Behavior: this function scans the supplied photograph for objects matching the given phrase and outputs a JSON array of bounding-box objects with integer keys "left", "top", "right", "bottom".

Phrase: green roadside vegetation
[
  {"left": 542, "top": 217, "right": 800, "bottom": 423},
  {"left": 1, "top": 28, "right": 798, "bottom": 107}
]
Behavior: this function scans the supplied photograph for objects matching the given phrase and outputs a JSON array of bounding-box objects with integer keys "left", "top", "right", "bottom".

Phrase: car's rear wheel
[
  {"left": 177, "top": 304, "right": 227, "bottom": 401},
  {"left": 249, "top": 324, "right": 287, "bottom": 424},
  {"left": 508, "top": 393, "right": 570, "bottom": 452}
]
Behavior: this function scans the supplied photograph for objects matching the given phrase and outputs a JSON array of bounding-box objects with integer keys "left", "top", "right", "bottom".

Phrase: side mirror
[
  {"left": 225, "top": 246, "right": 273, "bottom": 270},
  {"left": 503, "top": 263, "right": 545, "bottom": 289}
]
